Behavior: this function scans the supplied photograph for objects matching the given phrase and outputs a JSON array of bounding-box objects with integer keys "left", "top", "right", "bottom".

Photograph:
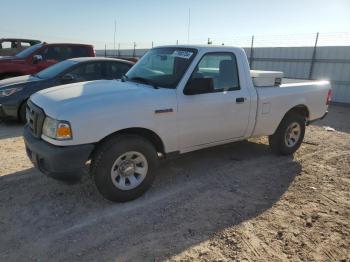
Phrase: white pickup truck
[{"left": 24, "top": 45, "right": 331, "bottom": 202}]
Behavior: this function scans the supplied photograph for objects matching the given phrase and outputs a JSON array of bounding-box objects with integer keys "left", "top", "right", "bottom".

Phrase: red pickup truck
[{"left": 0, "top": 43, "right": 95, "bottom": 80}]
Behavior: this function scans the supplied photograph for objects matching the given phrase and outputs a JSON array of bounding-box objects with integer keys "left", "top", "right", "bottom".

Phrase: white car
[{"left": 24, "top": 45, "right": 331, "bottom": 202}]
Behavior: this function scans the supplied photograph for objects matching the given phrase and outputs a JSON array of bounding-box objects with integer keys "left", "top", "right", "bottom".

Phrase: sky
[{"left": 1, "top": 0, "right": 350, "bottom": 49}]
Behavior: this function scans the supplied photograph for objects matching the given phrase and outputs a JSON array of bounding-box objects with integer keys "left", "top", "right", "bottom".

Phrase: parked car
[
  {"left": 24, "top": 45, "right": 331, "bottom": 202},
  {"left": 0, "top": 57, "right": 134, "bottom": 122},
  {"left": 0, "top": 43, "right": 95, "bottom": 80},
  {"left": 0, "top": 38, "right": 41, "bottom": 57}
]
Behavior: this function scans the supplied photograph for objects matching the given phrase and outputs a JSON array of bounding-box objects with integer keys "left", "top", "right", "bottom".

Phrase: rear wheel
[
  {"left": 269, "top": 113, "right": 305, "bottom": 155},
  {"left": 90, "top": 135, "right": 158, "bottom": 202}
]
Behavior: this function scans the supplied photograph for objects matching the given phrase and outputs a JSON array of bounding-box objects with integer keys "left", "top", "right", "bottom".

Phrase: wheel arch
[
  {"left": 271, "top": 104, "right": 309, "bottom": 135},
  {"left": 91, "top": 127, "right": 165, "bottom": 159},
  {"left": 18, "top": 98, "right": 28, "bottom": 121},
  {"left": 283, "top": 104, "right": 310, "bottom": 121}
]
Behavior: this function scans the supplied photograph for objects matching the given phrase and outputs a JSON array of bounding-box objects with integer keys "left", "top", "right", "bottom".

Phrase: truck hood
[
  {"left": 0, "top": 74, "right": 40, "bottom": 88},
  {"left": 30, "top": 80, "right": 162, "bottom": 118}
]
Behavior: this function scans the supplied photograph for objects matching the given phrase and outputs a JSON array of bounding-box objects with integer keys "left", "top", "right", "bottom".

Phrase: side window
[
  {"left": 72, "top": 46, "right": 90, "bottom": 57},
  {"left": 20, "top": 42, "right": 31, "bottom": 48},
  {"left": 59, "top": 47, "right": 73, "bottom": 60},
  {"left": 190, "top": 52, "right": 240, "bottom": 92},
  {"left": 108, "top": 62, "right": 132, "bottom": 79},
  {"left": 0, "top": 41, "right": 12, "bottom": 49},
  {"left": 68, "top": 62, "right": 103, "bottom": 81},
  {"left": 40, "top": 46, "right": 73, "bottom": 61}
]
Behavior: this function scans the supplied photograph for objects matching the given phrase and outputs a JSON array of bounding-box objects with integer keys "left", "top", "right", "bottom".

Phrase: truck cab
[{"left": 23, "top": 45, "right": 331, "bottom": 202}]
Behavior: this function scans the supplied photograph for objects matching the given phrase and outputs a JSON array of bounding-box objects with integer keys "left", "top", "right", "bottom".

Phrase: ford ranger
[{"left": 23, "top": 45, "right": 331, "bottom": 202}]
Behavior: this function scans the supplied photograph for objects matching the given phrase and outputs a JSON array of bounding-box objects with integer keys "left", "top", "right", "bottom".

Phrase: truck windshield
[
  {"left": 35, "top": 59, "right": 77, "bottom": 79},
  {"left": 126, "top": 47, "right": 197, "bottom": 89},
  {"left": 15, "top": 44, "right": 43, "bottom": 58}
]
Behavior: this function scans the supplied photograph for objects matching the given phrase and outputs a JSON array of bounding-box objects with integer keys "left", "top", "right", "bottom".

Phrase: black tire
[
  {"left": 90, "top": 134, "right": 159, "bottom": 202},
  {"left": 19, "top": 101, "right": 27, "bottom": 123},
  {"left": 268, "top": 112, "right": 305, "bottom": 155}
]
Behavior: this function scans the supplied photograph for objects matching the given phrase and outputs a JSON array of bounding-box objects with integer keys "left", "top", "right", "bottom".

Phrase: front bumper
[{"left": 23, "top": 125, "right": 94, "bottom": 181}]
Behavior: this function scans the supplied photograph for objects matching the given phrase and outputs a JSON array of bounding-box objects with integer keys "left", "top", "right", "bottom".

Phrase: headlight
[
  {"left": 0, "top": 87, "right": 23, "bottom": 97},
  {"left": 42, "top": 116, "right": 72, "bottom": 140}
]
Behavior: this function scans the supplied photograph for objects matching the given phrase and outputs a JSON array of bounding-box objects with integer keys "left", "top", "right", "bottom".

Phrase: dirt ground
[{"left": 0, "top": 105, "right": 349, "bottom": 262}]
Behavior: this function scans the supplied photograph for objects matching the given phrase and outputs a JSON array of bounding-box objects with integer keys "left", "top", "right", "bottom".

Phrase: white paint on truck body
[{"left": 30, "top": 45, "right": 330, "bottom": 154}]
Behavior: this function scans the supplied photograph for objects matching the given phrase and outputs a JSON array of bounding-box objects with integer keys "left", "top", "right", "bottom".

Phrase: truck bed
[{"left": 252, "top": 79, "right": 330, "bottom": 137}]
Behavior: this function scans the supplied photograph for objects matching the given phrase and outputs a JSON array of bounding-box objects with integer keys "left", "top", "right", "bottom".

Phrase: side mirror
[
  {"left": 184, "top": 78, "right": 214, "bottom": 95},
  {"left": 33, "top": 55, "right": 43, "bottom": 64},
  {"left": 61, "top": 74, "right": 75, "bottom": 83}
]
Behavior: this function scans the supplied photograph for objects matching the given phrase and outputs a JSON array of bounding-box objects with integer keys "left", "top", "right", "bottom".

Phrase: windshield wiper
[{"left": 129, "top": 76, "right": 159, "bottom": 89}]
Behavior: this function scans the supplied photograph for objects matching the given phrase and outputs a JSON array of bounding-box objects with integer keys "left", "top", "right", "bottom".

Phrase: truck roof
[
  {"left": 43, "top": 43, "right": 93, "bottom": 47},
  {"left": 154, "top": 44, "right": 245, "bottom": 52}
]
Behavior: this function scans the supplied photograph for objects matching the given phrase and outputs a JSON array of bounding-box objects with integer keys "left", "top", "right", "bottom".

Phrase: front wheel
[
  {"left": 19, "top": 101, "right": 28, "bottom": 123},
  {"left": 90, "top": 135, "right": 158, "bottom": 202},
  {"left": 269, "top": 113, "right": 305, "bottom": 155}
]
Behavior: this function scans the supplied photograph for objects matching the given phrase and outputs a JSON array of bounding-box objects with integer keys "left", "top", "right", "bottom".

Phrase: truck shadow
[
  {"left": 0, "top": 120, "right": 23, "bottom": 140},
  {"left": 0, "top": 140, "right": 301, "bottom": 261}
]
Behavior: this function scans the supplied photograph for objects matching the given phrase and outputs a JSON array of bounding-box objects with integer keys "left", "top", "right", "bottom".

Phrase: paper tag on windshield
[{"left": 172, "top": 50, "right": 193, "bottom": 59}]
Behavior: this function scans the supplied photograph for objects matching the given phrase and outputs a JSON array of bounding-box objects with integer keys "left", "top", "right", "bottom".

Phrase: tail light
[{"left": 326, "top": 89, "right": 332, "bottom": 105}]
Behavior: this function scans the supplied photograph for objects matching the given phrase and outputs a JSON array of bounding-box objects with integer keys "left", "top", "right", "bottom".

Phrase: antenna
[
  {"left": 187, "top": 8, "right": 191, "bottom": 43},
  {"left": 114, "top": 19, "right": 117, "bottom": 57}
]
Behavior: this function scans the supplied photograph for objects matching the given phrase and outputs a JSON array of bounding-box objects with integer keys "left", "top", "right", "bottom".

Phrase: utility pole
[
  {"left": 133, "top": 42, "right": 136, "bottom": 57},
  {"left": 249, "top": 35, "right": 254, "bottom": 68},
  {"left": 308, "top": 32, "right": 319, "bottom": 80},
  {"left": 113, "top": 19, "right": 117, "bottom": 57},
  {"left": 187, "top": 8, "right": 191, "bottom": 43}
]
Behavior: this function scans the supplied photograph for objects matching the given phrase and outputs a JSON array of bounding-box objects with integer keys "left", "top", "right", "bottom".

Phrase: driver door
[
  {"left": 177, "top": 52, "right": 251, "bottom": 150},
  {"left": 34, "top": 46, "right": 59, "bottom": 71}
]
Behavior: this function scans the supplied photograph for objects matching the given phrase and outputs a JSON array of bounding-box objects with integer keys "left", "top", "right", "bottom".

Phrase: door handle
[{"left": 236, "top": 97, "right": 246, "bottom": 103}]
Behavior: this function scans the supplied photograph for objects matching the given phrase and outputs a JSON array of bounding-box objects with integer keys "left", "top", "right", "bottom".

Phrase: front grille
[{"left": 26, "top": 100, "right": 45, "bottom": 138}]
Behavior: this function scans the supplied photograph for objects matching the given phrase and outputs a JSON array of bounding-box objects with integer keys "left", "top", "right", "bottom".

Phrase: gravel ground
[{"left": 0, "top": 105, "right": 349, "bottom": 262}]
